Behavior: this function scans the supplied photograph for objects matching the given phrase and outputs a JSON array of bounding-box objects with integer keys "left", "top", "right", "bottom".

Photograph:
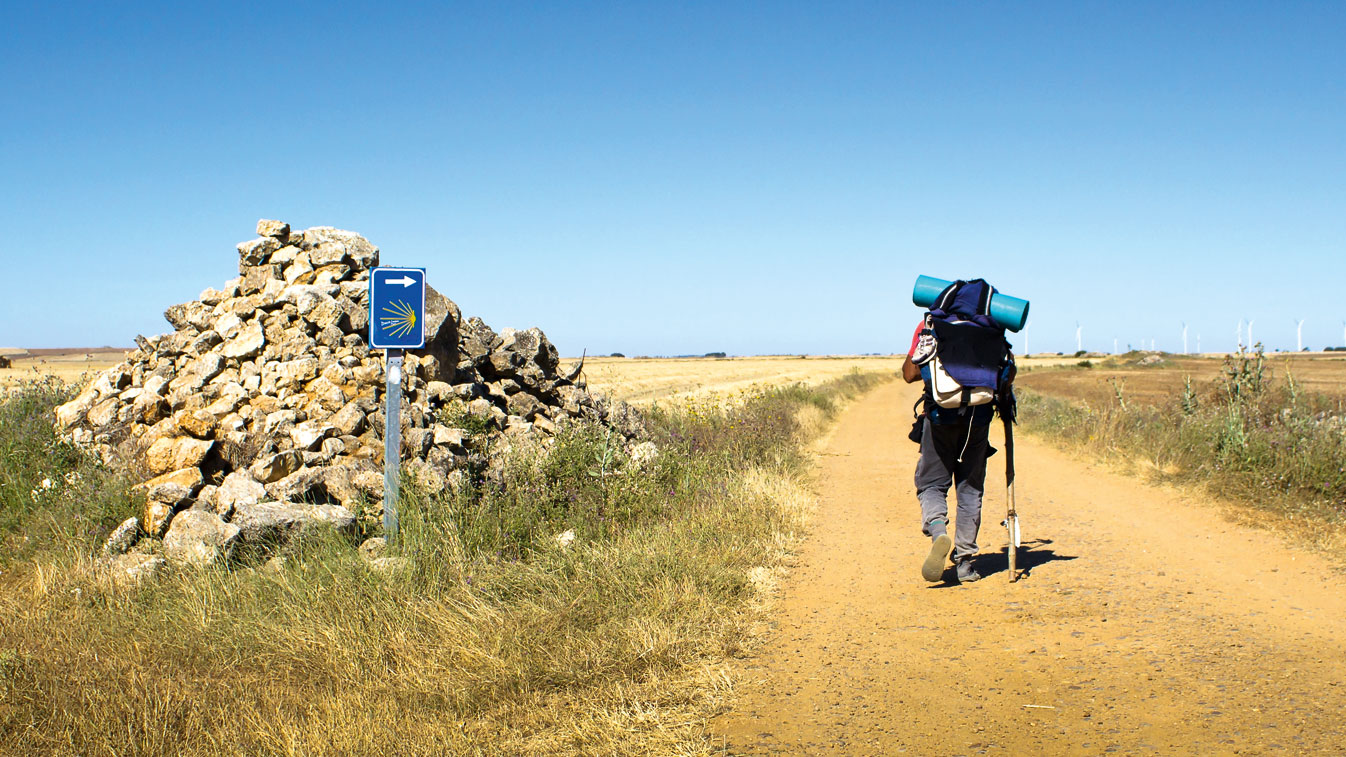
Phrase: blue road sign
[{"left": 369, "top": 267, "right": 426, "bottom": 349}]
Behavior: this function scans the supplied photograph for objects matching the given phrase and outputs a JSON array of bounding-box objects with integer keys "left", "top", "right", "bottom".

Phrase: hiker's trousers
[{"left": 914, "top": 417, "right": 991, "bottom": 563}]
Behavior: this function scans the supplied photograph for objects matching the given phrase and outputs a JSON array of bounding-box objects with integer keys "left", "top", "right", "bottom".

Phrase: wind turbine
[
  {"left": 1182, "top": 322, "right": 1188, "bottom": 355},
  {"left": 1296, "top": 318, "right": 1305, "bottom": 351},
  {"left": 1021, "top": 321, "right": 1032, "bottom": 356},
  {"left": 1076, "top": 322, "right": 1082, "bottom": 353},
  {"left": 1247, "top": 319, "right": 1254, "bottom": 351},
  {"left": 1113, "top": 337, "right": 1118, "bottom": 355},
  {"left": 1236, "top": 319, "right": 1244, "bottom": 351},
  {"left": 1197, "top": 333, "right": 1201, "bottom": 354}
]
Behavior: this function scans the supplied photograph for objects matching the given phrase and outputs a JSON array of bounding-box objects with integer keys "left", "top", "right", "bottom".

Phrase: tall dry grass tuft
[{"left": 0, "top": 370, "right": 888, "bottom": 755}]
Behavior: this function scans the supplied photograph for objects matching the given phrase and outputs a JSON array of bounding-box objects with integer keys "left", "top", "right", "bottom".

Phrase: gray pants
[{"left": 914, "top": 417, "right": 991, "bottom": 563}]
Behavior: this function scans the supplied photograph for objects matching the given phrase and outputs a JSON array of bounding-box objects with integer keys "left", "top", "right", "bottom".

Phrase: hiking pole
[{"left": 1002, "top": 391, "right": 1020, "bottom": 583}]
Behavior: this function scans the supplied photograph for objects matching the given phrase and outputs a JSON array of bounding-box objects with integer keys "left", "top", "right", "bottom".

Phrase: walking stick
[{"left": 1002, "top": 391, "right": 1020, "bottom": 582}]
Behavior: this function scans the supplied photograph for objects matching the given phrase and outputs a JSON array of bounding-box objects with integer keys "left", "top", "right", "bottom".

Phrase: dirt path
[{"left": 716, "top": 380, "right": 1346, "bottom": 755}]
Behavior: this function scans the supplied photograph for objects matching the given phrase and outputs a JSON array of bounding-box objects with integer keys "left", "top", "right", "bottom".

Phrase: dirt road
[{"left": 717, "top": 380, "right": 1346, "bottom": 755}]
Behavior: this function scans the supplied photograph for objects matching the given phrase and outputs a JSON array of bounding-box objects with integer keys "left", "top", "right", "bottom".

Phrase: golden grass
[
  {"left": 0, "top": 467, "right": 816, "bottom": 756},
  {"left": 2, "top": 371, "right": 890, "bottom": 756}
]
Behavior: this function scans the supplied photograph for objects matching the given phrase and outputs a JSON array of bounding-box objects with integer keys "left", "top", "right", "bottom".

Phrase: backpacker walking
[{"left": 901, "top": 279, "right": 1016, "bottom": 583}]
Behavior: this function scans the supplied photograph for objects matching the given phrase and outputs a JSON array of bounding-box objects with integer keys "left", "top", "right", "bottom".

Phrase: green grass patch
[{"left": 0, "top": 378, "right": 141, "bottom": 564}]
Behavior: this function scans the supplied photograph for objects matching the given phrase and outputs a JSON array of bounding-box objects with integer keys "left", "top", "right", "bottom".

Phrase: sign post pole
[
  {"left": 383, "top": 348, "right": 404, "bottom": 545},
  {"left": 368, "top": 266, "right": 426, "bottom": 548}
]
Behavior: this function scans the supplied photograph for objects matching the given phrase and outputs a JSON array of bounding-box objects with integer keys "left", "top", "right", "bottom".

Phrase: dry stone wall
[{"left": 57, "top": 220, "right": 643, "bottom": 568}]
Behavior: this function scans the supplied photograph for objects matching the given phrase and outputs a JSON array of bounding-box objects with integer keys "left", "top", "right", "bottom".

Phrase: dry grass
[{"left": 0, "top": 369, "right": 889, "bottom": 756}]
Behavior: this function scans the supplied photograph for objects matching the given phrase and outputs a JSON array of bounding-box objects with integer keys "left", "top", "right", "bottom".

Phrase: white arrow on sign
[{"left": 383, "top": 275, "right": 417, "bottom": 287}]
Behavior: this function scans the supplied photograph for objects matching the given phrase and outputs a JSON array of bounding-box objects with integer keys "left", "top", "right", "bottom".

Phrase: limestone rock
[
  {"left": 102, "top": 552, "right": 167, "bottom": 585},
  {"left": 250, "top": 451, "right": 304, "bottom": 483},
  {"left": 290, "top": 421, "right": 335, "bottom": 451},
  {"left": 176, "top": 408, "right": 219, "bottom": 439},
  {"left": 102, "top": 517, "right": 141, "bottom": 556},
  {"left": 214, "top": 470, "right": 267, "bottom": 517},
  {"left": 221, "top": 320, "right": 265, "bottom": 359},
  {"left": 163, "top": 510, "right": 241, "bottom": 566},
  {"left": 144, "top": 437, "right": 214, "bottom": 476},
  {"left": 145, "top": 502, "right": 176, "bottom": 538},
  {"left": 330, "top": 401, "right": 367, "bottom": 437},
  {"left": 55, "top": 385, "right": 100, "bottom": 428},
  {"left": 238, "top": 237, "right": 282, "bottom": 268},
  {"left": 358, "top": 536, "right": 387, "bottom": 561},
  {"left": 325, "top": 466, "right": 383, "bottom": 507},
  {"left": 257, "top": 219, "right": 291, "bottom": 241},
  {"left": 147, "top": 482, "right": 194, "bottom": 507},
  {"left": 405, "top": 458, "right": 445, "bottom": 493},
  {"left": 232, "top": 501, "right": 356, "bottom": 548},
  {"left": 265, "top": 466, "right": 329, "bottom": 502}
]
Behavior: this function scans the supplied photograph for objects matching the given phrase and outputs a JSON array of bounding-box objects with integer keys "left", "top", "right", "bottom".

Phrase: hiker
[{"left": 901, "top": 279, "right": 1015, "bottom": 583}]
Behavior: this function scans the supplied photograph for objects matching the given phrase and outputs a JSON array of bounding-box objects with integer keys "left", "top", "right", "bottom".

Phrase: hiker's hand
[{"left": 902, "top": 355, "right": 921, "bottom": 383}]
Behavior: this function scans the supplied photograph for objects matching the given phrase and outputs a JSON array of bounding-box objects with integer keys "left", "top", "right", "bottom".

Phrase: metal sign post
[
  {"left": 383, "top": 349, "right": 404, "bottom": 542},
  {"left": 369, "top": 267, "right": 426, "bottom": 546}
]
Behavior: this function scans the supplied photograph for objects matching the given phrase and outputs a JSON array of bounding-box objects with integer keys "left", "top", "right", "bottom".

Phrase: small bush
[{"left": 0, "top": 378, "right": 140, "bottom": 563}]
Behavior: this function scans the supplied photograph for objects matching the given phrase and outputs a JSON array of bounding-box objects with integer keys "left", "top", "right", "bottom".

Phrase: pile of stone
[{"left": 55, "top": 220, "right": 643, "bottom": 572}]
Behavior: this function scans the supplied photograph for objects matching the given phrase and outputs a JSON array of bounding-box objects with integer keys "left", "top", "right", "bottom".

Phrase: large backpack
[{"left": 913, "top": 279, "right": 1013, "bottom": 410}]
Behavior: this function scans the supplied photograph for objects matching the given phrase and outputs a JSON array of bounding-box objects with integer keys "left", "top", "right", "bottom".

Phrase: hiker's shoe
[
  {"left": 922, "top": 534, "right": 953, "bottom": 582},
  {"left": 911, "top": 330, "right": 936, "bottom": 365},
  {"left": 955, "top": 560, "right": 982, "bottom": 583}
]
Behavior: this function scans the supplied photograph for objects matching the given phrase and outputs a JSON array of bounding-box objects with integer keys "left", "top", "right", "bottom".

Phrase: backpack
[{"left": 912, "top": 279, "right": 1013, "bottom": 410}]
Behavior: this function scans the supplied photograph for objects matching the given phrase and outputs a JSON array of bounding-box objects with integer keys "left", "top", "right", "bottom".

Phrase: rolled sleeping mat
[{"left": 912, "top": 275, "right": 1030, "bottom": 333}]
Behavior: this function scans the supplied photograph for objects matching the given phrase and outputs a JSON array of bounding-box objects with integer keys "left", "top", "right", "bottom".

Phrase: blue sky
[{"left": 2, "top": 1, "right": 1342, "bottom": 355}]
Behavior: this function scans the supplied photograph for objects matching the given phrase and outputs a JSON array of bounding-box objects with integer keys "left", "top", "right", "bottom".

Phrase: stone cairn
[{"left": 55, "top": 221, "right": 643, "bottom": 574}]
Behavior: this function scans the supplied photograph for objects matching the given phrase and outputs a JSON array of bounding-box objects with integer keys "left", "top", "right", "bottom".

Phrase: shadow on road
[
  {"left": 926, "top": 539, "right": 1078, "bottom": 587},
  {"left": 979, "top": 538, "right": 1076, "bottom": 580}
]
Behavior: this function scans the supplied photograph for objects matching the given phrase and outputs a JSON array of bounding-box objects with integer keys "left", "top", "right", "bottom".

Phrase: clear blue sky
[{"left": 2, "top": 1, "right": 1342, "bottom": 355}]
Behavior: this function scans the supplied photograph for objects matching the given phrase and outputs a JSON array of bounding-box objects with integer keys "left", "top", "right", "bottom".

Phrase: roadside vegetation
[
  {"left": 1020, "top": 348, "right": 1346, "bottom": 557},
  {"left": 0, "top": 370, "right": 885, "bottom": 756}
]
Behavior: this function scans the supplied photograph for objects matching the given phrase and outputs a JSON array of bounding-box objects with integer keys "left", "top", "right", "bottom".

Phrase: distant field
[
  {"left": 1, "top": 348, "right": 904, "bottom": 403},
  {"left": 0, "top": 349, "right": 129, "bottom": 388},
  {"left": 575, "top": 355, "right": 904, "bottom": 405},
  {"left": 1018, "top": 351, "right": 1346, "bottom": 407},
  {"left": 12, "top": 348, "right": 1345, "bottom": 410}
]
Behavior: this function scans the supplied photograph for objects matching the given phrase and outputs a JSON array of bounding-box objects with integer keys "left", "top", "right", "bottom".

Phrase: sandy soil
[
  {"left": 577, "top": 356, "right": 904, "bottom": 405},
  {"left": 716, "top": 379, "right": 1346, "bottom": 755}
]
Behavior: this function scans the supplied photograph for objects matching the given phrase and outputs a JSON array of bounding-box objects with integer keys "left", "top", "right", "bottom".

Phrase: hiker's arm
[{"left": 902, "top": 355, "right": 921, "bottom": 383}]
